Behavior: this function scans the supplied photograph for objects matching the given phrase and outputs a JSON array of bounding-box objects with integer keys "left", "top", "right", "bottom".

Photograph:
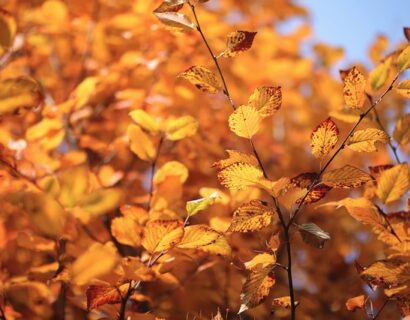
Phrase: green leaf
[
  {"left": 397, "top": 46, "right": 410, "bottom": 72},
  {"left": 186, "top": 191, "right": 219, "bottom": 217}
]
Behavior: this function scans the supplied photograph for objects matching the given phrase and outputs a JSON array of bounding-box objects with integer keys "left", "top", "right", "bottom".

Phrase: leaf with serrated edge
[
  {"left": 343, "top": 66, "right": 366, "bottom": 109},
  {"left": 248, "top": 86, "right": 282, "bottom": 118},
  {"left": 177, "top": 225, "right": 220, "bottom": 249},
  {"left": 346, "top": 128, "right": 389, "bottom": 152},
  {"left": 213, "top": 150, "right": 258, "bottom": 170},
  {"left": 310, "top": 117, "right": 339, "bottom": 159},
  {"left": 376, "top": 164, "right": 410, "bottom": 204},
  {"left": 393, "top": 114, "right": 410, "bottom": 145},
  {"left": 222, "top": 31, "right": 257, "bottom": 57},
  {"left": 217, "top": 162, "right": 263, "bottom": 191},
  {"left": 178, "top": 66, "right": 221, "bottom": 94},
  {"left": 142, "top": 220, "right": 184, "bottom": 253},
  {"left": 322, "top": 165, "right": 373, "bottom": 188},
  {"left": 86, "top": 283, "right": 129, "bottom": 310},
  {"left": 228, "top": 105, "right": 261, "bottom": 139}
]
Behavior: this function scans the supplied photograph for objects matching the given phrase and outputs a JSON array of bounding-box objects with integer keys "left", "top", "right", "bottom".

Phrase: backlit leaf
[
  {"left": 154, "top": 12, "right": 195, "bottom": 31},
  {"left": 127, "top": 124, "right": 156, "bottom": 161},
  {"left": 322, "top": 165, "right": 373, "bottom": 188},
  {"left": 213, "top": 150, "right": 258, "bottom": 170},
  {"left": 376, "top": 164, "right": 410, "bottom": 204},
  {"left": 393, "top": 113, "right": 410, "bottom": 145},
  {"left": 199, "top": 235, "right": 231, "bottom": 256},
  {"left": 346, "top": 128, "right": 389, "bottom": 152},
  {"left": 154, "top": 161, "right": 188, "bottom": 184},
  {"left": 247, "top": 86, "right": 282, "bottom": 118},
  {"left": 153, "top": 0, "right": 185, "bottom": 13},
  {"left": 178, "top": 66, "right": 222, "bottom": 94},
  {"left": 310, "top": 117, "right": 339, "bottom": 159},
  {"left": 222, "top": 31, "right": 257, "bottom": 57},
  {"left": 142, "top": 220, "right": 184, "bottom": 253},
  {"left": 129, "top": 110, "right": 160, "bottom": 134},
  {"left": 186, "top": 192, "right": 219, "bottom": 217},
  {"left": 217, "top": 162, "right": 263, "bottom": 191},
  {"left": 297, "top": 223, "right": 330, "bottom": 249},
  {"left": 397, "top": 46, "right": 410, "bottom": 72},
  {"left": 396, "top": 79, "right": 410, "bottom": 98},
  {"left": 228, "top": 200, "right": 277, "bottom": 232},
  {"left": 343, "top": 66, "right": 366, "bottom": 109},
  {"left": 165, "top": 115, "right": 198, "bottom": 141},
  {"left": 228, "top": 105, "right": 261, "bottom": 139},
  {"left": 111, "top": 216, "right": 143, "bottom": 247},
  {"left": 369, "top": 59, "right": 390, "bottom": 91},
  {"left": 177, "top": 225, "right": 221, "bottom": 249}
]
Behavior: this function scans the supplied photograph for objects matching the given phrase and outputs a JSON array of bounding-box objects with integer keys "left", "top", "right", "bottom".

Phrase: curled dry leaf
[
  {"left": 178, "top": 66, "right": 222, "bottom": 94},
  {"left": 222, "top": 31, "right": 257, "bottom": 57},
  {"left": 310, "top": 117, "right": 339, "bottom": 159},
  {"left": 153, "top": 12, "right": 195, "bottom": 31},
  {"left": 346, "top": 128, "right": 389, "bottom": 152},
  {"left": 297, "top": 223, "right": 331, "bottom": 249},
  {"left": 343, "top": 66, "right": 366, "bottom": 109},
  {"left": 322, "top": 165, "right": 373, "bottom": 188}
]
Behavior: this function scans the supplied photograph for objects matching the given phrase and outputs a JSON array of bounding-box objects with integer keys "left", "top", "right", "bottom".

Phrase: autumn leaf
[
  {"left": 345, "top": 295, "right": 366, "bottom": 312},
  {"left": 346, "top": 128, "right": 389, "bottom": 152},
  {"left": 178, "top": 66, "right": 222, "bottom": 94},
  {"left": 165, "top": 115, "right": 198, "bottom": 141},
  {"left": 369, "top": 59, "right": 390, "bottom": 91},
  {"left": 0, "top": 77, "right": 43, "bottom": 115},
  {"left": 142, "top": 220, "right": 184, "bottom": 253},
  {"left": 247, "top": 86, "right": 282, "bottom": 118},
  {"left": 186, "top": 192, "right": 219, "bottom": 217},
  {"left": 297, "top": 223, "right": 330, "bottom": 249},
  {"left": 0, "top": 8, "right": 16, "bottom": 53},
  {"left": 272, "top": 296, "right": 299, "bottom": 309},
  {"left": 154, "top": 161, "right": 188, "bottom": 184},
  {"left": 228, "top": 200, "right": 277, "bottom": 232},
  {"left": 177, "top": 225, "right": 221, "bottom": 249},
  {"left": 322, "top": 165, "right": 373, "bottom": 188},
  {"left": 86, "top": 283, "right": 129, "bottom": 310},
  {"left": 393, "top": 113, "right": 410, "bottom": 145},
  {"left": 245, "top": 253, "right": 276, "bottom": 270},
  {"left": 228, "top": 105, "right": 261, "bottom": 139},
  {"left": 111, "top": 216, "right": 143, "bottom": 247},
  {"left": 396, "top": 79, "right": 410, "bottom": 98},
  {"left": 338, "top": 198, "right": 387, "bottom": 229},
  {"left": 153, "top": 0, "right": 185, "bottom": 13},
  {"left": 360, "top": 259, "right": 410, "bottom": 289},
  {"left": 376, "top": 164, "right": 410, "bottom": 204},
  {"left": 199, "top": 235, "right": 231, "bottom": 256},
  {"left": 222, "top": 31, "right": 257, "bottom": 57},
  {"left": 217, "top": 162, "right": 264, "bottom": 191},
  {"left": 397, "top": 46, "right": 410, "bottom": 72},
  {"left": 343, "top": 66, "right": 366, "bottom": 109},
  {"left": 310, "top": 117, "right": 339, "bottom": 159},
  {"left": 129, "top": 109, "right": 160, "bottom": 134},
  {"left": 79, "top": 188, "right": 122, "bottom": 217},
  {"left": 153, "top": 12, "right": 195, "bottom": 31},
  {"left": 213, "top": 150, "right": 259, "bottom": 170},
  {"left": 127, "top": 124, "right": 156, "bottom": 161}
]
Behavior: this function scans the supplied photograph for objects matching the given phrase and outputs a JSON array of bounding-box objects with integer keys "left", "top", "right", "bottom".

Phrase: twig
[
  {"left": 372, "top": 299, "right": 389, "bottom": 320},
  {"left": 147, "top": 135, "right": 164, "bottom": 212},
  {"left": 289, "top": 73, "right": 399, "bottom": 226},
  {"left": 187, "top": 2, "right": 297, "bottom": 318}
]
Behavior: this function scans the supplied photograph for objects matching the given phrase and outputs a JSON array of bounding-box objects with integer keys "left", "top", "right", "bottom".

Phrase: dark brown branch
[{"left": 372, "top": 299, "right": 389, "bottom": 320}]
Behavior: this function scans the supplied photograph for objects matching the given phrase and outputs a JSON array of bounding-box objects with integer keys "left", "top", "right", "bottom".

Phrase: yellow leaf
[
  {"left": 177, "top": 225, "right": 220, "bottom": 249},
  {"left": 245, "top": 253, "right": 276, "bottom": 270},
  {"left": 142, "top": 220, "right": 184, "bottom": 253},
  {"left": 213, "top": 150, "right": 259, "bottom": 170},
  {"left": 228, "top": 200, "right": 277, "bottom": 232},
  {"left": 58, "top": 165, "right": 89, "bottom": 208},
  {"left": 153, "top": 12, "right": 194, "bottom": 31},
  {"left": 127, "top": 124, "right": 156, "bottom": 161},
  {"left": 322, "top": 165, "right": 373, "bottom": 188},
  {"left": 396, "top": 79, "right": 410, "bottom": 98},
  {"left": 345, "top": 295, "right": 366, "bottom": 312},
  {"left": 129, "top": 110, "right": 160, "bottom": 134},
  {"left": 222, "top": 31, "right": 257, "bottom": 57},
  {"left": 397, "top": 46, "right": 410, "bottom": 72},
  {"left": 393, "top": 113, "right": 410, "bottom": 145},
  {"left": 165, "top": 115, "right": 198, "bottom": 141},
  {"left": 368, "top": 59, "right": 390, "bottom": 91},
  {"left": 217, "top": 162, "right": 263, "bottom": 191},
  {"left": 115, "top": 257, "right": 155, "bottom": 282},
  {"left": 272, "top": 296, "right": 299, "bottom": 309},
  {"left": 153, "top": 0, "right": 185, "bottom": 13},
  {"left": 26, "top": 118, "right": 64, "bottom": 150},
  {"left": 228, "top": 105, "right": 261, "bottom": 139},
  {"left": 0, "top": 77, "right": 43, "bottom": 115},
  {"left": 247, "top": 86, "right": 282, "bottom": 118},
  {"left": 360, "top": 259, "right": 410, "bottom": 288},
  {"left": 343, "top": 66, "right": 366, "bottom": 109},
  {"left": 310, "top": 117, "right": 339, "bottom": 159},
  {"left": 199, "top": 235, "right": 231, "bottom": 256},
  {"left": 79, "top": 188, "right": 123, "bottom": 217},
  {"left": 346, "top": 128, "right": 389, "bottom": 152},
  {"left": 71, "top": 242, "right": 120, "bottom": 285},
  {"left": 0, "top": 9, "right": 16, "bottom": 52},
  {"left": 72, "top": 77, "right": 99, "bottom": 109},
  {"left": 186, "top": 192, "right": 219, "bottom": 217},
  {"left": 111, "top": 216, "right": 143, "bottom": 247},
  {"left": 376, "top": 164, "right": 410, "bottom": 204},
  {"left": 238, "top": 264, "right": 275, "bottom": 314},
  {"left": 178, "top": 66, "right": 222, "bottom": 94},
  {"left": 154, "top": 161, "right": 188, "bottom": 184}
]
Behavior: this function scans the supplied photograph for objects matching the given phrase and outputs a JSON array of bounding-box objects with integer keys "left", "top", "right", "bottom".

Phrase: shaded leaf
[
  {"left": 222, "top": 31, "right": 257, "bottom": 57},
  {"left": 297, "top": 223, "right": 330, "bottom": 249},
  {"left": 396, "top": 79, "right": 410, "bottom": 98},
  {"left": 346, "top": 295, "right": 366, "bottom": 312},
  {"left": 310, "top": 117, "right": 339, "bottom": 159},
  {"left": 86, "top": 283, "right": 129, "bottom": 310},
  {"left": 369, "top": 59, "right": 390, "bottom": 91},
  {"left": 272, "top": 296, "right": 299, "bottom": 309},
  {"left": 397, "top": 46, "right": 410, "bottom": 72},
  {"left": 111, "top": 216, "right": 143, "bottom": 247},
  {"left": 153, "top": 0, "right": 185, "bottom": 13},
  {"left": 153, "top": 12, "right": 195, "bottom": 31},
  {"left": 0, "top": 8, "right": 16, "bottom": 51}
]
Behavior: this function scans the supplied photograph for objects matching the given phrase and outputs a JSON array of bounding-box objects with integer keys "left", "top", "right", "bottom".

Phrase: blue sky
[{"left": 302, "top": 0, "right": 410, "bottom": 64}]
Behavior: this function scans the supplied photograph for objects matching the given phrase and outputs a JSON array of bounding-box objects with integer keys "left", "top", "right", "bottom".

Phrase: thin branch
[
  {"left": 372, "top": 299, "right": 389, "bottom": 320},
  {"left": 289, "top": 73, "right": 400, "bottom": 226},
  {"left": 187, "top": 3, "right": 297, "bottom": 318},
  {"left": 147, "top": 135, "right": 164, "bottom": 212}
]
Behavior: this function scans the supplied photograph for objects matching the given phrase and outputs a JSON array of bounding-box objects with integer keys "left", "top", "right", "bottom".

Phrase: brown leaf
[
  {"left": 345, "top": 295, "right": 366, "bottom": 312},
  {"left": 222, "top": 31, "right": 257, "bottom": 57},
  {"left": 86, "top": 283, "right": 129, "bottom": 310}
]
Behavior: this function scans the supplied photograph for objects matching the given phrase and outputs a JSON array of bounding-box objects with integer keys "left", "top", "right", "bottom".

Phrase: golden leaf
[
  {"left": 368, "top": 59, "right": 390, "bottom": 91},
  {"left": 228, "top": 200, "right": 277, "bottom": 232},
  {"left": 57, "top": 165, "right": 89, "bottom": 207},
  {"left": 393, "top": 113, "right": 410, "bottom": 146},
  {"left": 127, "top": 124, "right": 156, "bottom": 161},
  {"left": 346, "top": 128, "right": 389, "bottom": 152},
  {"left": 339, "top": 197, "right": 387, "bottom": 229},
  {"left": 71, "top": 242, "right": 120, "bottom": 285},
  {"left": 111, "top": 216, "right": 143, "bottom": 247},
  {"left": 238, "top": 264, "right": 275, "bottom": 314},
  {"left": 178, "top": 66, "right": 222, "bottom": 94},
  {"left": 222, "top": 31, "right": 257, "bottom": 57},
  {"left": 165, "top": 115, "right": 198, "bottom": 141},
  {"left": 310, "top": 117, "right": 339, "bottom": 159},
  {"left": 322, "top": 165, "right": 373, "bottom": 188},
  {"left": 213, "top": 150, "right": 258, "bottom": 170},
  {"left": 0, "top": 8, "right": 16, "bottom": 52},
  {"left": 360, "top": 259, "right": 410, "bottom": 288},
  {"left": 0, "top": 77, "right": 43, "bottom": 115},
  {"left": 376, "top": 164, "right": 410, "bottom": 204},
  {"left": 129, "top": 109, "right": 160, "bottom": 134},
  {"left": 396, "top": 79, "right": 410, "bottom": 98},
  {"left": 247, "top": 86, "right": 282, "bottom": 118},
  {"left": 142, "top": 220, "right": 184, "bottom": 253},
  {"left": 115, "top": 257, "right": 155, "bottom": 282},
  {"left": 217, "top": 162, "right": 263, "bottom": 191},
  {"left": 345, "top": 295, "right": 366, "bottom": 312},
  {"left": 153, "top": 12, "right": 194, "bottom": 31},
  {"left": 177, "top": 225, "right": 221, "bottom": 249},
  {"left": 79, "top": 188, "right": 122, "bottom": 217},
  {"left": 343, "top": 66, "right": 366, "bottom": 109},
  {"left": 86, "top": 283, "right": 129, "bottom": 310},
  {"left": 397, "top": 46, "right": 410, "bottom": 72},
  {"left": 245, "top": 253, "right": 276, "bottom": 270},
  {"left": 199, "top": 235, "right": 231, "bottom": 256},
  {"left": 228, "top": 105, "right": 261, "bottom": 139},
  {"left": 272, "top": 296, "right": 299, "bottom": 309},
  {"left": 154, "top": 161, "right": 188, "bottom": 184}
]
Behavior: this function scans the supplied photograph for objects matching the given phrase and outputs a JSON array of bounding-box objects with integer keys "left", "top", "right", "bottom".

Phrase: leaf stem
[
  {"left": 188, "top": 3, "right": 296, "bottom": 318},
  {"left": 147, "top": 135, "right": 164, "bottom": 212},
  {"left": 289, "top": 73, "right": 399, "bottom": 226}
]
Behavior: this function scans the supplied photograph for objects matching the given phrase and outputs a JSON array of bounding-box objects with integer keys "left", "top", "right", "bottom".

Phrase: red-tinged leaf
[
  {"left": 345, "top": 295, "right": 366, "bottom": 312},
  {"left": 86, "top": 283, "right": 129, "bottom": 310},
  {"left": 369, "top": 164, "right": 394, "bottom": 178},
  {"left": 310, "top": 117, "right": 339, "bottom": 159},
  {"left": 343, "top": 66, "right": 366, "bottom": 109},
  {"left": 405, "top": 27, "right": 410, "bottom": 42},
  {"left": 222, "top": 31, "right": 257, "bottom": 57}
]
